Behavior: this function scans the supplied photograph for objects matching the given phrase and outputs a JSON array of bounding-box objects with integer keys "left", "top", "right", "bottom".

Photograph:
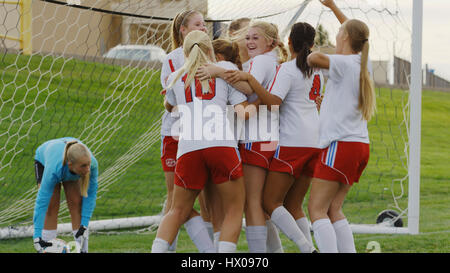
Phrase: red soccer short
[
  {"left": 313, "top": 141, "right": 370, "bottom": 186},
  {"left": 269, "top": 146, "right": 320, "bottom": 179},
  {"left": 238, "top": 141, "right": 278, "bottom": 170},
  {"left": 174, "top": 147, "right": 243, "bottom": 190},
  {"left": 160, "top": 136, "right": 179, "bottom": 172}
]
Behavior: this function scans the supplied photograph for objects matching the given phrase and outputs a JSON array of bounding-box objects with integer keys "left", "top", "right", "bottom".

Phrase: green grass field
[{"left": 0, "top": 53, "right": 448, "bottom": 253}]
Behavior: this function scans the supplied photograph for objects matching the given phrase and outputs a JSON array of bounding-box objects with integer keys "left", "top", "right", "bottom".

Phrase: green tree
[{"left": 315, "top": 24, "right": 332, "bottom": 46}]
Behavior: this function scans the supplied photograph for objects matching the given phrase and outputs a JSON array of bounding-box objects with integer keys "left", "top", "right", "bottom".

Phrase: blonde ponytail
[
  {"left": 79, "top": 174, "right": 90, "bottom": 198},
  {"left": 168, "top": 30, "right": 215, "bottom": 95},
  {"left": 62, "top": 140, "right": 78, "bottom": 166},
  {"left": 275, "top": 40, "right": 289, "bottom": 64},
  {"left": 344, "top": 19, "right": 376, "bottom": 121},
  {"left": 63, "top": 140, "right": 91, "bottom": 197},
  {"left": 359, "top": 40, "right": 376, "bottom": 121}
]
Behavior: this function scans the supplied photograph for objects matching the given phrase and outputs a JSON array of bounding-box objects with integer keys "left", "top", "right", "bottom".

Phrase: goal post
[{"left": 407, "top": 0, "right": 423, "bottom": 235}]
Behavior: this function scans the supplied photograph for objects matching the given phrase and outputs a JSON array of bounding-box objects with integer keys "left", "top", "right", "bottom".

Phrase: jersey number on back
[
  {"left": 182, "top": 74, "right": 216, "bottom": 103},
  {"left": 309, "top": 74, "right": 321, "bottom": 101}
]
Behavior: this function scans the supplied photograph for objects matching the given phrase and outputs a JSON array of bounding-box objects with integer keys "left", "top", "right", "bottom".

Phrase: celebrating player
[
  {"left": 152, "top": 30, "right": 254, "bottom": 253},
  {"left": 159, "top": 10, "right": 214, "bottom": 252},
  {"left": 306, "top": 0, "right": 376, "bottom": 253},
  {"left": 32, "top": 137, "right": 98, "bottom": 253},
  {"left": 224, "top": 22, "right": 321, "bottom": 253},
  {"left": 222, "top": 21, "right": 288, "bottom": 253},
  {"left": 200, "top": 38, "right": 244, "bottom": 250},
  {"left": 262, "top": 22, "right": 321, "bottom": 253}
]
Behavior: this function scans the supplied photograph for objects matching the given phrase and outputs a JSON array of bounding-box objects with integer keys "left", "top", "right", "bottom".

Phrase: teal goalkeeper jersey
[{"left": 33, "top": 137, "right": 98, "bottom": 239}]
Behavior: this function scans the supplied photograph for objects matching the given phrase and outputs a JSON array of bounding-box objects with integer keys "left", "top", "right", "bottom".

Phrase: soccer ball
[
  {"left": 42, "top": 238, "right": 69, "bottom": 253},
  {"left": 66, "top": 241, "right": 81, "bottom": 253},
  {"left": 376, "top": 209, "right": 404, "bottom": 227}
]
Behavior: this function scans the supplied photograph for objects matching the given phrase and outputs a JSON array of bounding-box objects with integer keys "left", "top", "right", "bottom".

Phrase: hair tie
[
  {"left": 65, "top": 140, "right": 78, "bottom": 147},
  {"left": 190, "top": 43, "right": 199, "bottom": 51}
]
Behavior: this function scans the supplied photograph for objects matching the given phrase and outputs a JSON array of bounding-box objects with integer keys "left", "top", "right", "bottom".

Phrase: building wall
[
  {"left": 372, "top": 60, "right": 389, "bottom": 85},
  {"left": 315, "top": 45, "right": 391, "bottom": 85},
  {"left": 31, "top": 0, "right": 114, "bottom": 57}
]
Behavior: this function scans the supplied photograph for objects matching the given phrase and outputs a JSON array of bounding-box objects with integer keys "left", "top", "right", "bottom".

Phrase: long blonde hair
[
  {"left": 248, "top": 21, "right": 289, "bottom": 63},
  {"left": 170, "top": 10, "right": 202, "bottom": 51},
  {"left": 344, "top": 19, "right": 376, "bottom": 121},
  {"left": 167, "top": 30, "right": 215, "bottom": 94},
  {"left": 63, "top": 140, "right": 90, "bottom": 197}
]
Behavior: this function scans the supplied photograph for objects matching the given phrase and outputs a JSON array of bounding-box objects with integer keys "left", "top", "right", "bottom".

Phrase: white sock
[
  {"left": 213, "top": 231, "right": 221, "bottom": 252},
  {"left": 296, "top": 217, "right": 313, "bottom": 246},
  {"left": 204, "top": 221, "right": 214, "bottom": 242},
  {"left": 72, "top": 229, "right": 78, "bottom": 244},
  {"left": 151, "top": 238, "right": 169, "bottom": 253},
  {"left": 168, "top": 231, "right": 179, "bottom": 253},
  {"left": 271, "top": 206, "right": 315, "bottom": 253},
  {"left": 185, "top": 216, "right": 216, "bottom": 253},
  {"left": 42, "top": 229, "right": 57, "bottom": 241},
  {"left": 73, "top": 229, "right": 89, "bottom": 253},
  {"left": 218, "top": 241, "right": 237, "bottom": 253},
  {"left": 312, "top": 218, "right": 338, "bottom": 253},
  {"left": 266, "top": 220, "right": 284, "bottom": 253},
  {"left": 245, "top": 225, "right": 267, "bottom": 253},
  {"left": 333, "top": 218, "right": 356, "bottom": 253}
]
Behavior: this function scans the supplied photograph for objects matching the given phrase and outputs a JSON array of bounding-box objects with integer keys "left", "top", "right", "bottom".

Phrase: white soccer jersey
[
  {"left": 160, "top": 47, "right": 184, "bottom": 136},
  {"left": 242, "top": 59, "right": 251, "bottom": 74},
  {"left": 318, "top": 54, "right": 371, "bottom": 148},
  {"left": 165, "top": 61, "right": 247, "bottom": 159},
  {"left": 241, "top": 50, "right": 279, "bottom": 143},
  {"left": 270, "top": 59, "right": 323, "bottom": 148}
]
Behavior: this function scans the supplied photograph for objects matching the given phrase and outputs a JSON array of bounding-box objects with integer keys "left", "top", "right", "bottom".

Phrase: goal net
[{"left": 0, "top": 0, "right": 417, "bottom": 239}]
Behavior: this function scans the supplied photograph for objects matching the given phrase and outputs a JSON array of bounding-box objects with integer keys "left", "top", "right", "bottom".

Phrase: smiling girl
[
  {"left": 219, "top": 21, "right": 288, "bottom": 253},
  {"left": 224, "top": 22, "right": 321, "bottom": 254}
]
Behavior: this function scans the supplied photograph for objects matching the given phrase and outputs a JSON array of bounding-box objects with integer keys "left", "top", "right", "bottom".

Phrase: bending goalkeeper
[{"left": 32, "top": 137, "right": 98, "bottom": 253}]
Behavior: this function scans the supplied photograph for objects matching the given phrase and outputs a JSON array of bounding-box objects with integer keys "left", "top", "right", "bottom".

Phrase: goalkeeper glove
[
  {"left": 74, "top": 225, "right": 89, "bottom": 253},
  {"left": 33, "top": 237, "right": 52, "bottom": 253}
]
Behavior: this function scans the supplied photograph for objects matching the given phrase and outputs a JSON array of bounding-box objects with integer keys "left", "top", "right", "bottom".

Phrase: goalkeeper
[{"left": 32, "top": 137, "right": 98, "bottom": 253}]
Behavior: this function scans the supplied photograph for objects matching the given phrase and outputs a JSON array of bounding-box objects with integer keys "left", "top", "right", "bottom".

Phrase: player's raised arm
[{"left": 307, "top": 51, "right": 330, "bottom": 69}]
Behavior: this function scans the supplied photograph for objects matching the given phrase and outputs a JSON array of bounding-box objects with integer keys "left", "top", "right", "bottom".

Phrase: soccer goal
[{"left": 0, "top": 0, "right": 422, "bottom": 240}]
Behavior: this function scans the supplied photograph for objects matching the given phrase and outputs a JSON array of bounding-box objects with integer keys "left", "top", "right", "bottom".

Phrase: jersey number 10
[{"left": 182, "top": 74, "right": 216, "bottom": 103}]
